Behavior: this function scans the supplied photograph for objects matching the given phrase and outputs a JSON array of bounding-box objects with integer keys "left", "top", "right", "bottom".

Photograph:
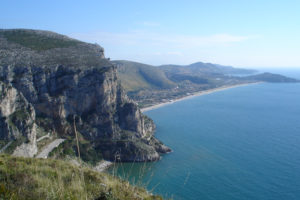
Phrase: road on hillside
[
  {"left": 36, "top": 139, "right": 65, "bottom": 158},
  {"left": 0, "top": 141, "right": 12, "bottom": 153}
]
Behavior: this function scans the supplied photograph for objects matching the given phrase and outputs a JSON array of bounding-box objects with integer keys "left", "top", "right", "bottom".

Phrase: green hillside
[
  {"left": 0, "top": 155, "right": 162, "bottom": 200},
  {"left": 0, "top": 29, "right": 82, "bottom": 51},
  {"left": 113, "top": 60, "right": 297, "bottom": 108},
  {"left": 242, "top": 72, "right": 300, "bottom": 83},
  {"left": 112, "top": 60, "right": 175, "bottom": 92}
]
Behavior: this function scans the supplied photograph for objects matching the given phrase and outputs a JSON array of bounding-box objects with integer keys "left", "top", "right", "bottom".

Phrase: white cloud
[
  {"left": 68, "top": 31, "right": 258, "bottom": 65},
  {"left": 153, "top": 51, "right": 183, "bottom": 56},
  {"left": 141, "top": 21, "right": 160, "bottom": 27},
  {"left": 166, "top": 51, "right": 183, "bottom": 56},
  {"left": 70, "top": 31, "right": 254, "bottom": 49}
]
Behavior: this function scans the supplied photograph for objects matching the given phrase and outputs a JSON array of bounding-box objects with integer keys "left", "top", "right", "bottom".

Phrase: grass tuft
[{"left": 0, "top": 154, "right": 163, "bottom": 200}]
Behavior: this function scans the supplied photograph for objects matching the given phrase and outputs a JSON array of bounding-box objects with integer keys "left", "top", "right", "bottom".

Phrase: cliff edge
[{"left": 0, "top": 29, "right": 171, "bottom": 162}]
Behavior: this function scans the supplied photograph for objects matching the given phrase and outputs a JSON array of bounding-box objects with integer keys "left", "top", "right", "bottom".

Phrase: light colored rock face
[
  {"left": 0, "top": 65, "right": 146, "bottom": 140},
  {"left": 0, "top": 84, "right": 18, "bottom": 117},
  {"left": 0, "top": 82, "right": 37, "bottom": 157},
  {"left": 0, "top": 29, "right": 170, "bottom": 161},
  {"left": 0, "top": 65, "right": 158, "bottom": 160},
  {"left": 0, "top": 64, "right": 165, "bottom": 161}
]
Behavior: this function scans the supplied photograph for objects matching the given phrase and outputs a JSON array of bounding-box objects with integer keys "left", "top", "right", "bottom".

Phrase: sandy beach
[{"left": 141, "top": 82, "right": 260, "bottom": 112}]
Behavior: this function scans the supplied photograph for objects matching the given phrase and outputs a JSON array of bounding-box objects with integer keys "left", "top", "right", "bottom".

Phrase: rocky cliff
[
  {"left": 0, "top": 29, "right": 170, "bottom": 161},
  {"left": 0, "top": 81, "right": 37, "bottom": 157}
]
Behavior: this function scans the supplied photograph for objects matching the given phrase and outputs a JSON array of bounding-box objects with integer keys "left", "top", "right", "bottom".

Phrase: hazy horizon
[{"left": 110, "top": 59, "right": 300, "bottom": 69}]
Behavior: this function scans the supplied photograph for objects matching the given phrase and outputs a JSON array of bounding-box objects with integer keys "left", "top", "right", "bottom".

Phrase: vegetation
[
  {"left": 113, "top": 60, "right": 299, "bottom": 108},
  {"left": 243, "top": 72, "right": 300, "bottom": 83},
  {"left": 48, "top": 134, "right": 103, "bottom": 165},
  {"left": 112, "top": 60, "right": 259, "bottom": 107},
  {"left": 0, "top": 29, "right": 110, "bottom": 68},
  {"left": 1, "top": 29, "right": 81, "bottom": 51},
  {"left": 113, "top": 60, "right": 175, "bottom": 92},
  {"left": 0, "top": 154, "right": 163, "bottom": 200},
  {"left": 2, "top": 138, "right": 26, "bottom": 154},
  {"left": 160, "top": 62, "right": 257, "bottom": 76}
]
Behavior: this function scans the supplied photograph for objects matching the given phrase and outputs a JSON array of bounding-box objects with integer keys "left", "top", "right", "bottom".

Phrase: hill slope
[
  {"left": 114, "top": 60, "right": 298, "bottom": 108},
  {"left": 243, "top": 72, "right": 300, "bottom": 83},
  {"left": 0, "top": 155, "right": 162, "bottom": 200},
  {"left": 113, "top": 60, "right": 175, "bottom": 92},
  {"left": 159, "top": 62, "right": 257, "bottom": 76}
]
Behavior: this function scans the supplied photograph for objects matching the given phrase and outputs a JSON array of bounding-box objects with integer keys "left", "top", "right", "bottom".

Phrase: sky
[{"left": 1, "top": 0, "right": 300, "bottom": 68}]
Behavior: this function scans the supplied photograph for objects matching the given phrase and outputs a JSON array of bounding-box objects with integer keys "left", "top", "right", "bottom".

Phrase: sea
[{"left": 110, "top": 68, "right": 300, "bottom": 200}]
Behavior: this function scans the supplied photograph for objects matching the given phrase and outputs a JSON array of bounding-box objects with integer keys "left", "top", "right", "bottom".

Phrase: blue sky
[{"left": 1, "top": 0, "right": 300, "bottom": 68}]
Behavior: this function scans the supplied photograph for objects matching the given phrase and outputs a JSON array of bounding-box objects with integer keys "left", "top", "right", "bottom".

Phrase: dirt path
[
  {"left": 37, "top": 133, "right": 51, "bottom": 142},
  {"left": 0, "top": 141, "right": 12, "bottom": 153},
  {"left": 36, "top": 139, "right": 65, "bottom": 158}
]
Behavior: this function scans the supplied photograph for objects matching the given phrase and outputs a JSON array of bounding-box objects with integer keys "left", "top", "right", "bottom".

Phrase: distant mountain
[
  {"left": 113, "top": 60, "right": 298, "bottom": 107},
  {"left": 243, "top": 72, "right": 300, "bottom": 83},
  {"left": 113, "top": 60, "right": 257, "bottom": 93},
  {"left": 159, "top": 62, "right": 257, "bottom": 76},
  {"left": 112, "top": 60, "right": 175, "bottom": 92},
  {"left": 158, "top": 62, "right": 257, "bottom": 86}
]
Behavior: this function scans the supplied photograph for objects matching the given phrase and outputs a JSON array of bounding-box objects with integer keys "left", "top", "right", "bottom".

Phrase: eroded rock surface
[{"left": 0, "top": 29, "right": 170, "bottom": 161}]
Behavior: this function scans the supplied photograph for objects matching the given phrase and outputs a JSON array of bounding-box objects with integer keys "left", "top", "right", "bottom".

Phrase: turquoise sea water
[{"left": 111, "top": 69, "right": 300, "bottom": 200}]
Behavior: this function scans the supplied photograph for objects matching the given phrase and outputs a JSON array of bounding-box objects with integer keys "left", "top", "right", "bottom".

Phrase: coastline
[
  {"left": 93, "top": 160, "right": 113, "bottom": 172},
  {"left": 141, "top": 82, "right": 260, "bottom": 112}
]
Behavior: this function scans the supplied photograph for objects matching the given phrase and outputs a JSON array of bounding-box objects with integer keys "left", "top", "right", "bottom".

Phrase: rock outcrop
[
  {"left": 0, "top": 29, "right": 170, "bottom": 161},
  {"left": 0, "top": 81, "right": 37, "bottom": 157}
]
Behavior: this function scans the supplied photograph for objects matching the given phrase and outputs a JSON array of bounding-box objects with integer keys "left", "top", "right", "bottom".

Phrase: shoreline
[
  {"left": 93, "top": 160, "right": 113, "bottom": 172},
  {"left": 141, "top": 82, "right": 260, "bottom": 112}
]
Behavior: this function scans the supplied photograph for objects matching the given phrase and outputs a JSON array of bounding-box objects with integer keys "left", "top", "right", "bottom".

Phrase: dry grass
[{"left": 0, "top": 154, "right": 162, "bottom": 200}]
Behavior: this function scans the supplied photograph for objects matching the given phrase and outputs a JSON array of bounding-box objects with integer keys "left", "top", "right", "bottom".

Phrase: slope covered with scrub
[
  {"left": 0, "top": 154, "right": 162, "bottom": 200},
  {"left": 113, "top": 60, "right": 175, "bottom": 92}
]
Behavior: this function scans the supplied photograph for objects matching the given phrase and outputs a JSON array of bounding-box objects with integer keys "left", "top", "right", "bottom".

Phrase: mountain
[
  {"left": 159, "top": 62, "right": 257, "bottom": 76},
  {"left": 114, "top": 60, "right": 256, "bottom": 93},
  {"left": 0, "top": 29, "right": 170, "bottom": 162},
  {"left": 113, "top": 60, "right": 175, "bottom": 92},
  {"left": 159, "top": 62, "right": 257, "bottom": 85},
  {"left": 114, "top": 60, "right": 298, "bottom": 108},
  {"left": 242, "top": 72, "right": 300, "bottom": 83},
  {"left": 113, "top": 60, "right": 259, "bottom": 107}
]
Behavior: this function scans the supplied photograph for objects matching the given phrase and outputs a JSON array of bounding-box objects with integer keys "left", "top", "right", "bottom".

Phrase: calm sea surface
[{"left": 110, "top": 69, "right": 300, "bottom": 200}]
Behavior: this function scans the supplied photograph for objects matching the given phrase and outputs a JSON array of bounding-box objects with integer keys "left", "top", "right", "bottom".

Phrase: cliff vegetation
[{"left": 0, "top": 154, "right": 162, "bottom": 200}]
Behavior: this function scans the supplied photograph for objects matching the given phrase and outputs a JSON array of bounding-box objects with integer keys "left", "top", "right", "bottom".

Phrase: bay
[{"left": 110, "top": 69, "right": 300, "bottom": 200}]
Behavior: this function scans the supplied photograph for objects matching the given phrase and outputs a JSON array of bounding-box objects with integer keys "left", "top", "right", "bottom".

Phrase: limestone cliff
[
  {"left": 0, "top": 81, "right": 37, "bottom": 157},
  {"left": 0, "top": 29, "right": 170, "bottom": 161}
]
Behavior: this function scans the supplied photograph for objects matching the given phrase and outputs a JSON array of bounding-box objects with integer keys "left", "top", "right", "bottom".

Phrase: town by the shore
[{"left": 141, "top": 82, "right": 260, "bottom": 112}]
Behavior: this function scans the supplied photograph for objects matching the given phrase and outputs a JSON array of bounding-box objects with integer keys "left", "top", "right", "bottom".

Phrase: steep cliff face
[
  {"left": 0, "top": 81, "right": 37, "bottom": 157},
  {"left": 0, "top": 29, "right": 170, "bottom": 161}
]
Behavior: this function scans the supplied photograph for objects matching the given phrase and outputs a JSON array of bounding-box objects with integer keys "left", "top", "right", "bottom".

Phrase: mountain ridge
[{"left": 113, "top": 60, "right": 299, "bottom": 108}]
